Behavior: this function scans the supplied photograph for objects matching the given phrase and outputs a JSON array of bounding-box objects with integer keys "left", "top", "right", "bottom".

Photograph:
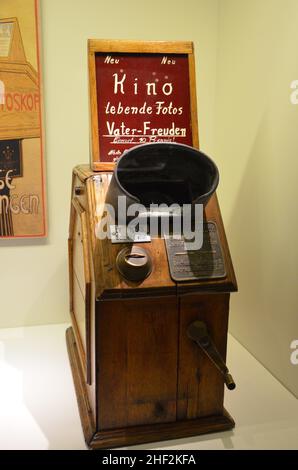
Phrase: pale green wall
[
  {"left": 215, "top": 0, "right": 298, "bottom": 397},
  {"left": 0, "top": 0, "right": 219, "bottom": 327}
]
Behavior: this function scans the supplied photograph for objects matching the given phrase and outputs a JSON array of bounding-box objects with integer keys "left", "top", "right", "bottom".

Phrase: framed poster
[
  {"left": 88, "top": 40, "right": 199, "bottom": 171},
  {"left": 0, "top": 0, "right": 46, "bottom": 238}
]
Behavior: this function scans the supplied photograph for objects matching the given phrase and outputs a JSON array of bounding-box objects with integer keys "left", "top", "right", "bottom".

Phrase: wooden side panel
[
  {"left": 73, "top": 274, "right": 86, "bottom": 350},
  {"left": 66, "top": 327, "right": 96, "bottom": 444},
  {"left": 69, "top": 194, "right": 92, "bottom": 384},
  {"left": 96, "top": 297, "right": 178, "bottom": 430},
  {"left": 72, "top": 215, "right": 85, "bottom": 296},
  {"left": 177, "top": 293, "right": 230, "bottom": 420},
  {"left": 69, "top": 171, "right": 97, "bottom": 421}
]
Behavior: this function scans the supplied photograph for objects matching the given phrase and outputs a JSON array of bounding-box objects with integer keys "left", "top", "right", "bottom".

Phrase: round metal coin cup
[{"left": 116, "top": 246, "right": 153, "bottom": 282}]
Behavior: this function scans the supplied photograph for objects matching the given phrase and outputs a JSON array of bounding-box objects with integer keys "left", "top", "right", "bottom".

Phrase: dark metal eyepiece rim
[{"left": 113, "top": 142, "right": 220, "bottom": 205}]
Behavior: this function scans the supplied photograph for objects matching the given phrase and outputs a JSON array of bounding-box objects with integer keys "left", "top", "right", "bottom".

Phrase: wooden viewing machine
[{"left": 67, "top": 40, "right": 238, "bottom": 449}]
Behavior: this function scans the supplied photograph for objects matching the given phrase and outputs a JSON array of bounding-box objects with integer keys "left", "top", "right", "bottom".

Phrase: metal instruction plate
[
  {"left": 110, "top": 225, "right": 151, "bottom": 244},
  {"left": 165, "top": 222, "right": 226, "bottom": 282}
]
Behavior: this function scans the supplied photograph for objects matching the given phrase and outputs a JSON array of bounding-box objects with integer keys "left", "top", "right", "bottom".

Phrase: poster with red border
[{"left": 0, "top": 0, "right": 46, "bottom": 238}]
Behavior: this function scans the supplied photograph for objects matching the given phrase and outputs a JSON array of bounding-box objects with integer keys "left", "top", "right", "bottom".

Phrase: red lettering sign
[{"left": 95, "top": 53, "right": 193, "bottom": 162}]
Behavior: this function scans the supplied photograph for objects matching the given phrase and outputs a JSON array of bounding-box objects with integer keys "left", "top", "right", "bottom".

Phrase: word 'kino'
[{"left": 106, "top": 121, "right": 186, "bottom": 137}]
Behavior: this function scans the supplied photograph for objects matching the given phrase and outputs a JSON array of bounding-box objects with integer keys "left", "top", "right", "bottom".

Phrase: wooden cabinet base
[
  {"left": 66, "top": 326, "right": 235, "bottom": 449},
  {"left": 67, "top": 166, "right": 238, "bottom": 450}
]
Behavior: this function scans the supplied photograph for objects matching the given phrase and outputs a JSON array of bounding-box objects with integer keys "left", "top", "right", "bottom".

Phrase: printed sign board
[{"left": 88, "top": 40, "right": 199, "bottom": 170}]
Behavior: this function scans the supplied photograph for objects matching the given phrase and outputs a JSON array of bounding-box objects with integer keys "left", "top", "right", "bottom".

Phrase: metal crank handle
[{"left": 187, "top": 320, "right": 236, "bottom": 391}]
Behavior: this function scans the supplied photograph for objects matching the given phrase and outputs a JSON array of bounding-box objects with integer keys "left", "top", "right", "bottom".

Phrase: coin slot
[{"left": 116, "top": 247, "right": 153, "bottom": 281}]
